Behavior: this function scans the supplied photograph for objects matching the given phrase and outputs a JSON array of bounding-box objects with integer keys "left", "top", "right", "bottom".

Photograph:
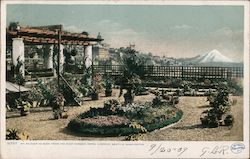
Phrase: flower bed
[{"left": 68, "top": 99, "right": 183, "bottom": 136}]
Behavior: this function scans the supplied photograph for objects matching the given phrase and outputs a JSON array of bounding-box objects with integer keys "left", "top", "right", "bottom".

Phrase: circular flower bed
[
  {"left": 80, "top": 115, "right": 130, "bottom": 127},
  {"left": 68, "top": 99, "right": 183, "bottom": 136}
]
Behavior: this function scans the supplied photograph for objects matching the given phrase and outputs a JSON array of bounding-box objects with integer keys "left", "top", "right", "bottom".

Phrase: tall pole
[{"left": 57, "top": 29, "right": 61, "bottom": 89}]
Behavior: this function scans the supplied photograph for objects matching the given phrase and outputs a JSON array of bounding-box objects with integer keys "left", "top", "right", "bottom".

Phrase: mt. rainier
[{"left": 191, "top": 49, "right": 234, "bottom": 63}]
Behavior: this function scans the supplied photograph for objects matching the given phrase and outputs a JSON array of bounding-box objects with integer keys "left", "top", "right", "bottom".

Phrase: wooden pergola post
[{"left": 57, "top": 29, "right": 61, "bottom": 89}]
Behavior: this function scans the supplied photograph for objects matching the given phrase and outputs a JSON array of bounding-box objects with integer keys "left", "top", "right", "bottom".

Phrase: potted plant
[
  {"left": 117, "top": 47, "right": 145, "bottom": 104},
  {"left": 29, "top": 86, "right": 43, "bottom": 107},
  {"left": 102, "top": 75, "right": 113, "bottom": 97},
  {"left": 89, "top": 73, "right": 103, "bottom": 100},
  {"left": 16, "top": 99, "right": 31, "bottom": 116},
  {"left": 51, "top": 92, "right": 65, "bottom": 119},
  {"left": 224, "top": 114, "right": 234, "bottom": 126}
]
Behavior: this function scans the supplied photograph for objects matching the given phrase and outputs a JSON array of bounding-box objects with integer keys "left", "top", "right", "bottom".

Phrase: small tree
[
  {"left": 201, "top": 83, "right": 233, "bottom": 127},
  {"left": 102, "top": 74, "right": 113, "bottom": 97},
  {"left": 117, "top": 47, "right": 145, "bottom": 104}
]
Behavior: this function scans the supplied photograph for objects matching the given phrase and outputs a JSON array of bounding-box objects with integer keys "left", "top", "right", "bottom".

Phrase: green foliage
[
  {"left": 210, "top": 84, "right": 231, "bottom": 116},
  {"left": 53, "top": 109, "right": 62, "bottom": 119},
  {"left": 15, "top": 72, "right": 25, "bottom": 86},
  {"left": 102, "top": 74, "right": 113, "bottom": 93},
  {"left": 134, "top": 83, "right": 148, "bottom": 96},
  {"left": 8, "top": 22, "right": 20, "bottom": 31},
  {"left": 68, "top": 110, "right": 183, "bottom": 136},
  {"left": 6, "top": 128, "right": 29, "bottom": 140},
  {"left": 78, "top": 67, "right": 92, "bottom": 96},
  {"left": 200, "top": 111, "right": 219, "bottom": 128},
  {"left": 6, "top": 128, "right": 21, "bottom": 140},
  {"left": 16, "top": 100, "right": 32, "bottom": 111},
  {"left": 51, "top": 92, "right": 65, "bottom": 109},
  {"left": 79, "top": 99, "right": 122, "bottom": 118},
  {"left": 227, "top": 79, "right": 243, "bottom": 96},
  {"left": 103, "top": 99, "right": 122, "bottom": 114},
  {"left": 201, "top": 85, "right": 233, "bottom": 128},
  {"left": 125, "top": 133, "right": 146, "bottom": 141},
  {"left": 36, "top": 80, "right": 54, "bottom": 106},
  {"left": 224, "top": 114, "right": 234, "bottom": 126},
  {"left": 69, "top": 98, "right": 182, "bottom": 136},
  {"left": 152, "top": 94, "right": 163, "bottom": 106},
  {"left": 89, "top": 73, "right": 103, "bottom": 95},
  {"left": 50, "top": 92, "right": 65, "bottom": 119},
  {"left": 117, "top": 48, "right": 145, "bottom": 102},
  {"left": 78, "top": 67, "right": 103, "bottom": 99},
  {"left": 14, "top": 56, "right": 25, "bottom": 86},
  {"left": 144, "top": 111, "right": 183, "bottom": 131},
  {"left": 181, "top": 81, "right": 192, "bottom": 92},
  {"left": 129, "top": 122, "right": 147, "bottom": 133}
]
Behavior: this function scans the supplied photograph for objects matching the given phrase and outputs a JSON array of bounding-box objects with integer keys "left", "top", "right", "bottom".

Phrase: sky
[{"left": 7, "top": 4, "right": 244, "bottom": 62}]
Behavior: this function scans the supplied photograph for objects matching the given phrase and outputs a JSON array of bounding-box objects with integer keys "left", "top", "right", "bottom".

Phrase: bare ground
[{"left": 6, "top": 89, "right": 243, "bottom": 141}]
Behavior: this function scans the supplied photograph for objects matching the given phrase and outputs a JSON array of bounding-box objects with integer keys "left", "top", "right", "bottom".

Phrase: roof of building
[
  {"left": 6, "top": 25, "right": 103, "bottom": 45},
  {"left": 6, "top": 81, "right": 30, "bottom": 93}
]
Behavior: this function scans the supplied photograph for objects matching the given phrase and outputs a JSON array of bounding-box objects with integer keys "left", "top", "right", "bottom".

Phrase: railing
[
  {"left": 92, "top": 65, "right": 244, "bottom": 79},
  {"left": 25, "top": 58, "right": 44, "bottom": 71}
]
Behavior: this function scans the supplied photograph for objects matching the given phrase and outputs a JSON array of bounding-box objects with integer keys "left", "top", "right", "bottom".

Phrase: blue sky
[{"left": 7, "top": 4, "right": 244, "bottom": 61}]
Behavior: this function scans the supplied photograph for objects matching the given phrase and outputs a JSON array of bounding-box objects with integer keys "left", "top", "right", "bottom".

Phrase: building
[{"left": 92, "top": 33, "right": 110, "bottom": 64}]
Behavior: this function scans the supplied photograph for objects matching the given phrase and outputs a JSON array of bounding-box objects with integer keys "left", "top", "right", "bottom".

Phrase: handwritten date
[{"left": 148, "top": 144, "right": 188, "bottom": 156}]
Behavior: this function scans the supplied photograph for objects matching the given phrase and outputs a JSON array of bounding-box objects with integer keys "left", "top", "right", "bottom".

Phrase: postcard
[{"left": 0, "top": 0, "right": 249, "bottom": 158}]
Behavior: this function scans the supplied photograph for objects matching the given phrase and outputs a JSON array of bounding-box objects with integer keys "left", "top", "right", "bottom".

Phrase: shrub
[
  {"left": 36, "top": 80, "right": 54, "bottom": 106},
  {"left": 6, "top": 128, "right": 29, "bottom": 140},
  {"left": 224, "top": 114, "right": 234, "bottom": 126},
  {"left": 134, "top": 83, "right": 148, "bottom": 96},
  {"left": 125, "top": 133, "right": 146, "bottom": 141},
  {"left": 152, "top": 95, "right": 163, "bottom": 106},
  {"left": 227, "top": 79, "right": 243, "bottom": 96},
  {"left": 79, "top": 99, "right": 122, "bottom": 118},
  {"left": 200, "top": 111, "right": 219, "bottom": 128},
  {"left": 102, "top": 74, "right": 113, "bottom": 97},
  {"left": 51, "top": 92, "right": 65, "bottom": 119},
  {"left": 129, "top": 122, "right": 147, "bottom": 133},
  {"left": 201, "top": 85, "right": 234, "bottom": 128}
]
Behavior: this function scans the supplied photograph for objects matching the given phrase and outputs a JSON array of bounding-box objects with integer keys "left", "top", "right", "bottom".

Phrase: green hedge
[
  {"left": 144, "top": 110, "right": 183, "bottom": 131},
  {"left": 67, "top": 110, "right": 183, "bottom": 136}
]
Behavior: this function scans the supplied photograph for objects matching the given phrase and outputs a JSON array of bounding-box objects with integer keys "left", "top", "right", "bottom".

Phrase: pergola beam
[{"left": 6, "top": 26, "right": 103, "bottom": 45}]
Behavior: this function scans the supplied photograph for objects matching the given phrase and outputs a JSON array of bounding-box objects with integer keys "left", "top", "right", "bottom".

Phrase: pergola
[
  {"left": 6, "top": 25, "right": 101, "bottom": 45},
  {"left": 6, "top": 24, "right": 103, "bottom": 86}
]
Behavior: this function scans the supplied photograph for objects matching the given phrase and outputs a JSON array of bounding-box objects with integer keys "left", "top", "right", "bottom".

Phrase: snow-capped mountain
[{"left": 191, "top": 49, "right": 234, "bottom": 63}]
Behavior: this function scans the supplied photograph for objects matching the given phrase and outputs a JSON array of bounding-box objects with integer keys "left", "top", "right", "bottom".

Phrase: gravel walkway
[
  {"left": 6, "top": 90, "right": 243, "bottom": 141},
  {"left": 144, "top": 96, "right": 243, "bottom": 141}
]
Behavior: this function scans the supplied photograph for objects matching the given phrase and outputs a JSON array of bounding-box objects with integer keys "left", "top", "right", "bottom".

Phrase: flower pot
[
  {"left": 32, "top": 101, "right": 41, "bottom": 107},
  {"left": 61, "top": 112, "right": 68, "bottom": 119},
  {"left": 124, "top": 93, "right": 134, "bottom": 105},
  {"left": 224, "top": 115, "right": 234, "bottom": 126},
  {"left": 20, "top": 109, "right": 30, "bottom": 116},
  {"left": 91, "top": 93, "right": 99, "bottom": 100},
  {"left": 105, "top": 90, "right": 112, "bottom": 97}
]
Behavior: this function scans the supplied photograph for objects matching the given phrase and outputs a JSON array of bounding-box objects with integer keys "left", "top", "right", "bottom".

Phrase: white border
[{"left": 1, "top": 1, "right": 249, "bottom": 159}]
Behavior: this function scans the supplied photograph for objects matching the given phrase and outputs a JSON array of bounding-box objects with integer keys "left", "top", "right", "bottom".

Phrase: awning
[{"left": 6, "top": 81, "right": 30, "bottom": 93}]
